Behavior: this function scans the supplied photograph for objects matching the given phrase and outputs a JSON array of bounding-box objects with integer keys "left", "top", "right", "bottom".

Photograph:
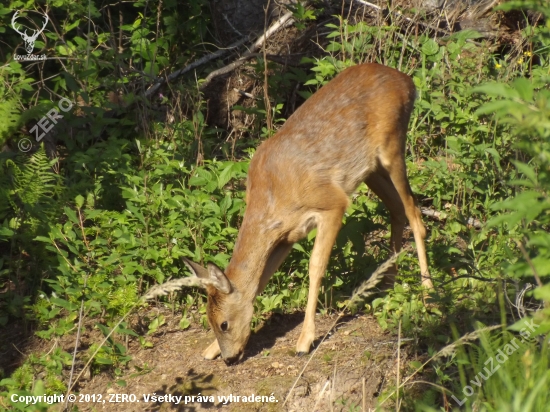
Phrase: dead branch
[
  {"left": 143, "top": 36, "right": 249, "bottom": 98},
  {"left": 233, "top": 88, "right": 257, "bottom": 99},
  {"left": 199, "top": 9, "right": 298, "bottom": 90},
  {"left": 421, "top": 207, "right": 483, "bottom": 229},
  {"left": 437, "top": 274, "right": 497, "bottom": 288}
]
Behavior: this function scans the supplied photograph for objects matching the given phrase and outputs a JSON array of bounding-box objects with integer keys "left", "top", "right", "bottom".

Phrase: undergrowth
[{"left": 0, "top": 0, "right": 549, "bottom": 411}]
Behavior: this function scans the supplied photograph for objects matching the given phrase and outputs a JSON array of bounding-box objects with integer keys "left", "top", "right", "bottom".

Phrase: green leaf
[
  {"left": 471, "top": 83, "right": 517, "bottom": 99},
  {"left": 50, "top": 298, "right": 78, "bottom": 311},
  {"left": 189, "top": 175, "right": 207, "bottom": 186},
  {"left": 148, "top": 315, "right": 166, "bottom": 335},
  {"left": 179, "top": 317, "right": 191, "bottom": 330},
  {"left": 75, "top": 195, "right": 85, "bottom": 208},
  {"left": 421, "top": 39, "right": 439, "bottom": 56},
  {"left": 63, "top": 207, "right": 79, "bottom": 225},
  {"left": 485, "top": 148, "right": 501, "bottom": 170},
  {"left": 218, "top": 163, "right": 236, "bottom": 188},
  {"left": 513, "top": 77, "right": 534, "bottom": 102},
  {"left": 474, "top": 100, "right": 515, "bottom": 116},
  {"left": 0, "top": 227, "right": 14, "bottom": 237},
  {"left": 95, "top": 356, "right": 114, "bottom": 365},
  {"left": 490, "top": 191, "right": 542, "bottom": 211},
  {"left": 512, "top": 161, "right": 538, "bottom": 185}
]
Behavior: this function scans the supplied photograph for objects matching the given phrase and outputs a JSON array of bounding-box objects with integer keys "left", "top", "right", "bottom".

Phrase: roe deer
[{"left": 183, "top": 63, "right": 432, "bottom": 365}]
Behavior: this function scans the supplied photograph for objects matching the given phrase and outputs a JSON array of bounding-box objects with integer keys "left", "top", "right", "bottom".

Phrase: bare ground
[{"left": 73, "top": 311, "right": 404, "bottom": 412}]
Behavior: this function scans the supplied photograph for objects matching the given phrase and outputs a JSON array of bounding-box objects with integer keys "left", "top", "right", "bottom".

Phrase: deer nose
[
  {"left": 224, "top": 356, "right": 239, "bottom": 366},
  {"left": 223, "top": 351, "right": 244, "bottom": 365}
]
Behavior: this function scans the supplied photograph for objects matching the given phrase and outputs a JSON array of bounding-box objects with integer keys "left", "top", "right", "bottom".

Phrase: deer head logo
[{"left": 11, "top": 11, "right": 49, "bottom": 55}]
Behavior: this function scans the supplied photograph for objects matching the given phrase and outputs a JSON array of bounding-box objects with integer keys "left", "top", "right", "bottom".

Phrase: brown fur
[{"left": 187, "top": 63, "right": 432, "bottom": 364}]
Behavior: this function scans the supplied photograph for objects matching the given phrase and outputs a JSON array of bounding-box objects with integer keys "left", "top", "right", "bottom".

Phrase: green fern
[{"left": 0, "top": 146, "right": 63, "bottom": 230}]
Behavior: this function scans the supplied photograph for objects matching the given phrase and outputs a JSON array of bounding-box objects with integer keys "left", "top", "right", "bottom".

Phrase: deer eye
[{"left": 220, "top": 321, "right": 228, "bottom": 332}]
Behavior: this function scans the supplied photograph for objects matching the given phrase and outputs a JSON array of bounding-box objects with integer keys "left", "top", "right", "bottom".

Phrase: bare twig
[
  {"left": 313, "top": 380, "right": 331, "bottom": 411},
  {"left": 199, "top": 9, "right": 298, "bottom": 90},
  {"left": 233, "top": 88, "right": 257, "bottom": 99},
  {"left": 396, "top": 319, "right": 401, "bottom": 411},
  {"left": 421, "top": 207, "right": 483, "bottom": 229},
  {"left": 437, "top": 273, "right": 496, "bottom": 288},
  {"left": 362, "top": 377, "right": 366, "bottom": 412},
  {"left": 223, "top": 13, "right": 244, "bottom": 37},
  {"left": 263, "top": 0, "right": 273, "bottom": 131},
  {"left": 352, "top": 0, "right": 451, "bottom": 35},
  {"left": 66, "top": 309, "right": 133, "bottom": 398},
  {"left": 142, "top": 276, "right": 213, "bottom": 300},
  {"left": 143, "top": 36, "right": 249, "bottom": 98},
  {"left": 64, "top": 296, "right": 86, "bottom": 409}
]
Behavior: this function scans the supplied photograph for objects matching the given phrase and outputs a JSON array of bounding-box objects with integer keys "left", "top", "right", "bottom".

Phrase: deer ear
[
  {"left": 182, "top": 257, "right": 209, "bottom": 279},
  {"left": 182, "top": 257, "right": 232, "bottom": 294},
  {"left": 207, "top": 263, "right": 232, "bottom": 294}
]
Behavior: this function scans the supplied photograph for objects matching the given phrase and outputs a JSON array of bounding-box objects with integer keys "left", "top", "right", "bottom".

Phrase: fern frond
[
  {"left": 0, "top": 146, "right": 64, "bottom": 229},
  {"left": 347, "top": 252, "right": 401, "bottom": 310},
  {"left": 434, "top": 325, "right": 502, "bottom": 360}
]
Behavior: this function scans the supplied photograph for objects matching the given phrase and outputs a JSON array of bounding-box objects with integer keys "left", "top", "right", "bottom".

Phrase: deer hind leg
[
  {"left": 296, "top": 199, "right": 346, "bottom": 355},
  {"left": 379, "top": 155, "right": 432, "bottom": 289},
  {"left": 365, "top": 172, "right": 407, "bottom": 288}
]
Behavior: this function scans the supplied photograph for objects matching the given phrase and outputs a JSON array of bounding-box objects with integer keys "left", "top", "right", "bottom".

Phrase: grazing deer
[{"left": 183, "top": 63, "right": 432, "bottom": 365}]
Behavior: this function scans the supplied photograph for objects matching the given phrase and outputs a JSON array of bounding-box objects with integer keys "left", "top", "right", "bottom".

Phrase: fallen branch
[
  {"left": 421, "top": 207, "right": 483, "bottom": 229},
  {"left": 199, "top": 9, "right": 297, "bottom": 90},
  {"left": 437, "top": 274, "right": 496, "bottom": 288},
  {"left": 143, "top": 36, "right": 249, "bottom": 98}
]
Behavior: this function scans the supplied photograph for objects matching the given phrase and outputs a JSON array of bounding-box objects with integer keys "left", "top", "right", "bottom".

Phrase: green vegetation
[{"left": 0, "top": 0, "right": 549, "bottom": 410}]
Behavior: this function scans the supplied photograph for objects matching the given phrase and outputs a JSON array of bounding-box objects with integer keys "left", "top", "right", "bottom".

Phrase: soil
[{"left": 73, "top": 311, "right": 404, "bottom": 412}]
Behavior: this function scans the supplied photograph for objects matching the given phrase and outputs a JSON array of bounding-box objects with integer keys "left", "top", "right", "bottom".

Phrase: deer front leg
[
  {"left": 296, "top": 209, "right": 344, "bottom": 355},
  {"left": 202, "top": 339, "right": 221, "bottom": 359}
]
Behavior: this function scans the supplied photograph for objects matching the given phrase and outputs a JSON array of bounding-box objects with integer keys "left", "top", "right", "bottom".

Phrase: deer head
[
  {"left": 182, "top": 258, "right": 253, "bottom": 365},
  {"left": 12, "top": 11, "right": 49, "bottom": 54}
]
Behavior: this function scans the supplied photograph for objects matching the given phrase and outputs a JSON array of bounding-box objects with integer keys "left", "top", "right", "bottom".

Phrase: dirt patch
[{"left": 75, "top": 312, "right": 403, "bottom": 411}]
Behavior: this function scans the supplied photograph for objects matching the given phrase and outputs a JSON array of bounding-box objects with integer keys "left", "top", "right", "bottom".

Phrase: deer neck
[{"left": 224, "top": 213, "right": 280, "bottom": 300}]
